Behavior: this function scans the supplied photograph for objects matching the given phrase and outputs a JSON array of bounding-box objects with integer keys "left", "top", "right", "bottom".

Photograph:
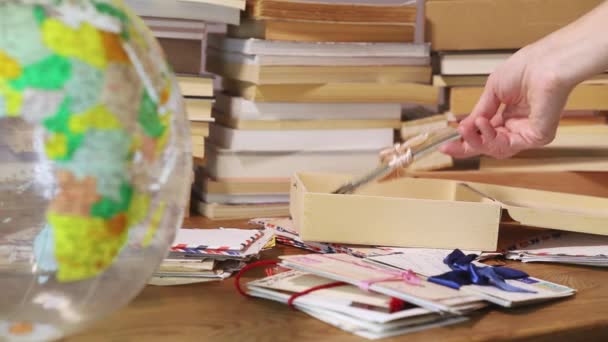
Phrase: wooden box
[{"left": 290, "top": 173, "right": 608, "bottom": 251}]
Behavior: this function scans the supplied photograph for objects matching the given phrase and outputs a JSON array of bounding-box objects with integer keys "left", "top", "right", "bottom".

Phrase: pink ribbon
[
  {"left": 358, "top": 269, "right": 421, "bottom": 291},
  {"left": 319, "top": 254, "right": 422, "bottom": 292}
]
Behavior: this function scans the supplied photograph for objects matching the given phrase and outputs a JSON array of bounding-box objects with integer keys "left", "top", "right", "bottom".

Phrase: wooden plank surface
[{"left": 67, "top": 172, "right": 608, "bottom": 342}]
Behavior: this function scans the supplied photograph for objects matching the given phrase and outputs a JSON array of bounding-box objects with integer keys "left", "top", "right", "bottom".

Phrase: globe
[{"left": 0, "top": 1, "right": 192, "bottom": 340}]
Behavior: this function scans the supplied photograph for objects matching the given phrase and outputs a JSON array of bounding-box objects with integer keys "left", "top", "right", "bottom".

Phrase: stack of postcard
[
  {"left": 250, "top": 217, "right": 410, "bottom": 257},
  {"left": 241, "top": 227, "right": 575, "bottom": 339},
  {"left": 504, "top": 231, "right": 608, "bottom": 267},
  {"left": 248, "top": 269, "right": 473, "bottom": 339},
  {"left": 150, "top": 227, "right": 274, "bottom": 285}
]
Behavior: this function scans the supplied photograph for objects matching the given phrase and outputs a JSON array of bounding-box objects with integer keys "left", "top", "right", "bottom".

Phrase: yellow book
[
  {"left": 450, "top": 84, "right": 608, "bottom": 115},
  {"left": 198, "top": 201, "right": 289, "bottom": 220},
  {"left": 229, "top": 18, "right": 415, "bottom": 43},
  {"left": 213, "top": 115, "right": 401, "bottom": 130},
  {"left": 222, "top": 79, "right": 439, "bottom": 104},
  {"left": 246, "top": 0, "right": 417, "bottom": 24},
  {"left": 479, "top": 157, "right": 608, "bottom": 172},
  {"left": 178, "top": 76, "right": 214, "bottom": 97},
  {"left": 400, "top": 114, "right": 449, "bottom": 140},
  {"left": 206, "top": 55, "right": 431, "bottom": 85},
  {"left": 185, "top": 98, "right": 213, "bottom": 122},
  {"left": 190, "top": 121, "right": 210, "bottom": 136}
]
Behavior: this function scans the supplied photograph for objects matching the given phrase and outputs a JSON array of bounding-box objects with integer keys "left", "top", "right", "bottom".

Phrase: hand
[{"left": 441, "top": 46, "right": 574, "bottom": 159}]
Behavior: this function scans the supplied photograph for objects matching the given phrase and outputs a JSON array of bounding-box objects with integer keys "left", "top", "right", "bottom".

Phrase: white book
[
  {"left": 204, "top": 143, "right": 381, "bottom": 180},
  {"left": 125, "top": 0, "right": 241, "bottom": 25},
  {"left": 180, "top": 0, "right": 245, "bottom": 10},
  {"left": 207, "top": 124, "right": 393, "bottom": 151},
  {"left": 207, "top": 34, "right": 430, "bottom": 57},
  {"left": 215, "top": 93, "right": 402, "bottom": 121},
  {"left": 207, "top": 48, "right": 430, "bottom": 66},
  {"left": 199, "top": 192, "right": 289, "bottom": 204},
  {"left": 143, "top": 17, "right": 206, "bottom": 40},
  {"left": 287, "top": 0, "right": 416, "bottom": 4},
  {"left": 440, "top": 52, "right": 512, "bottom": 76}
]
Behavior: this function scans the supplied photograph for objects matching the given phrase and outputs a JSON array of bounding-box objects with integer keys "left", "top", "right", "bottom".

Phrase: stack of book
[
  {"left": 425, "top": 0, "right": 608, "bottom": 172},
  {"left": 197, "top": 0, "right": 440, "bottom": 219},
  {"left": 126, "top": 0, "right": 247, "bottom": 215}
]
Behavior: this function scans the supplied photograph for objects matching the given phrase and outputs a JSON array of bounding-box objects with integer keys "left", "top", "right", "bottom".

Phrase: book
[
  {"left": 450, "top": 84, "right": 608, "bottom": 115},
  {"left": 214, "top": 93, "right": 402, "bottom": 121},
  {"left": 212, "top": 116, "right": 402, "bottom": 130},
  {"left": 158, "top": 38, "right": 203, "bottom": 74},
  {"left": 207, "top": 124, "right": 394, "bottom": 151},
  {"left": 125, "top": 0, "right": 242, "bottom": 25},
  {"left": 206, "top": 53, "right": 432, "bottom": 84},
  {"left": 204, "top": 143, "right": 382, "bottom": 180},
  {"left": 192, "top": 142, "right": 205, "bottom": 159},
  {"left": 197, "top": 201, "right": 289, "bottom": 219},
  {"left": 515, "top": 147, "right": 608, "bottom": 159},
  {"left": 228, "top": 18, "right": 415, "bottom": 43},
  {"left": 222, "top": 79, "right": 440, "bottom": 104},
  {"left": 406, "top": 151, "right": 453, "bottom": 172},
  {"left": 178, "top": 76, "right": 214, "bottom": 98},
  {"left": 208, "top": 35, "right": 430, "bottom": 57},
  {"left": 245, "top": 0, "right": 417, "bottom": 24},
  {"left": 185, "top": 99, "right": 213, "bottom": 122},
  {"left": 544, "top": 125, "right": 608, "bottom": 149},
  {"left": 213, "top": 115, "right": 402, "bottom": 130},
  {"left": 559, "top": 115, "right": 607, "bottom": 125},
  {"left": 190, "top": 122, "right": 211, "bottom": 136},
  {"left": 425, "top": 0, "right": 602, "bottom": 50},
  {"left": 400, "top": 114, "right": 449, "bottom": 140},
  {"left": 439, "top": 52, "right": 513, "bottom": 76},
  {"left": 195, "top": 170, "right": 290, "bottom": 194},
  {"left": 207, "top": 48, "right": 429, "bottom": 66},
  {"left": 143, "top": 17, "right": 206, "bottom": 40},
  {"left": 182, "top": 0, "right": 246, "bottom": 10},
  {"left": 200, "top": 193, "right": 288, "bottom": 204},
  {"left": 434, "top": 74, "right": 608, "bottom": 88},
  {"left": 479, "top": 157, "right": 608, "bottom": 172}
]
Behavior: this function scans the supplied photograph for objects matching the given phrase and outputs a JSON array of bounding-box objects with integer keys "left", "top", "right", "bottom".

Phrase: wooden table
[{"left": 68, "top": 172, "right": 608, "bottom": 342}]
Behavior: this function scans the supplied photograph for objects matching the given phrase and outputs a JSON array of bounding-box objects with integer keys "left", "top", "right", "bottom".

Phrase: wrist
[{"left": 530, "top": 2, "right": 608, "bottom": 87}]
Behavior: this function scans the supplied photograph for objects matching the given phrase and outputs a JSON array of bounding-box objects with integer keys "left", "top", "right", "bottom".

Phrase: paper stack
[
  {"left": 247, "top": 270, "right": 472, "bottom": 339},
  {"left": 245, "top": 249, "right": 575, "bottom": 339},
  {"left": 242, "top": 218, "right": 579, "bottom": 338},
  {"left": 195, "top": 0, "right": 439, "bottom": 219},
  {"left": 150, "top": 227, "right": 274, "bottom": 285},
  {"left": 250, "top": 218, "right": 412, "bottom": 258},
  {"left": 504, "top": 231, "right": 608, "bottom": 267}
]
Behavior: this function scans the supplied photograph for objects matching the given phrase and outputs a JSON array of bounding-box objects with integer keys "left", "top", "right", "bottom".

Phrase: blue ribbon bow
[{"left": 428, "top": 249, "right": 536, "bottom": 293}]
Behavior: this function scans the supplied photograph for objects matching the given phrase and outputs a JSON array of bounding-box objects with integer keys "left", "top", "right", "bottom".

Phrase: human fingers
[{"left": 439, "top": 139, "right": 480, "bottom": 159}]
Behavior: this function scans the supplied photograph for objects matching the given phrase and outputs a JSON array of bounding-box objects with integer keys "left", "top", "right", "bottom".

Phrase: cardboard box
[
  {"left": 425, "top": 0, "right": 603, "bottom": 51},
  {"left": 290, "top": 173, "right": 608, "bottom": 251}
]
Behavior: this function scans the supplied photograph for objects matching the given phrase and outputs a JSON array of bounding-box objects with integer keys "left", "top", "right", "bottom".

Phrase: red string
[
  {"left": 286, "top": 282, "right": 348, "bottom": 310},
  {"left": 234, "top": 259, "right": 408, "bottom": 313},
  {"left": 389, "top": 298, "right": 407, "bottom": 313},
  {"left": 234, "top": 260, "right": 279, "bottom": 297}
]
